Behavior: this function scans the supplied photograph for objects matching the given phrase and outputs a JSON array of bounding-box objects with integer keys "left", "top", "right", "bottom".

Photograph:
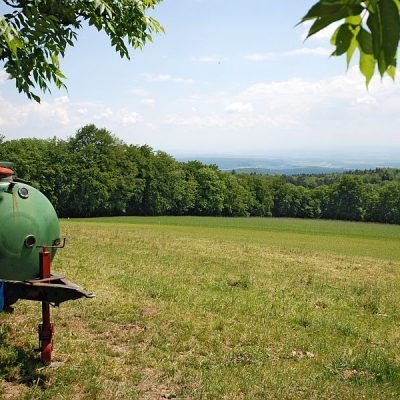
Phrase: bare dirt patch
[
  {"left": 138, "top": 368, "right": 180, "bottom": 400},
  {"left": 142, "top": 307, "right": 160, "bottom": 317},
  {"left": 340, "top": 369, "right": 376, "bottom": 381},
  {"left": 1, "top": 380, "right": 28, "bottom": 399}
]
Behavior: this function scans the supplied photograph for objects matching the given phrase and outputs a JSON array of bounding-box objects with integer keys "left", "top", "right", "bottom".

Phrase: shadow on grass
[{"left": 0, "top": 323, "right": 48, "bottom": 389}]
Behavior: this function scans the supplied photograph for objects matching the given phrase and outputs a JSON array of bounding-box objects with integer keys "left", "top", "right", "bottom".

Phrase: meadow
[{"left": 1, "top": 217, "right": 400, "bottom": 399}]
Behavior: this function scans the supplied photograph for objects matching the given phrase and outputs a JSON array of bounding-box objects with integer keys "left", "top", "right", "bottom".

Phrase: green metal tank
[{"left": 0, "top": 163, "right": 60, "bottom": 281}]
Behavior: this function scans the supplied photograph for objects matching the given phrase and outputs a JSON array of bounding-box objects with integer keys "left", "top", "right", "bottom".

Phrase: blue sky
[{"left": 1, "top": 0, "right": 400, "bottom": 157}]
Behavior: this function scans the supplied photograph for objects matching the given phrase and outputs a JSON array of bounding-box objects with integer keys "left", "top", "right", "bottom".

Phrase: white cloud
[
  {"left": 237, "top": 70, "right": 382, "bottom": 119},
  {"left": 146, "top": 73, "right": 172, "bottom": 82},
  {"left": 131, "top": 88, "right": 151, "bottom": 97},
  {"left": 119, "top": 110, "right": 139, "bottom": 126},
  {"left": 34, "top": 96, "right": 71, "bottom": 125},
  {"left": 140, "top": 98, "right": 156, "bottom": 107},
  {"left": 2, "top": 69, "right": 400, "bottom": 154},
  {"left": 163, "top": 68, "right": 400, "bottom": 152},
  {"left": 225, "top": 102, "right": 253, "bottom": 114},
  {"left": 0, "top": 98, "right": 28, "bottom": 126},
  {"left": 142, "top": 73, "right": 194, "bottom": 84},
  {"left": 245, "top": 47, "right": 331, "bottom": 61},
  {"left": 240, "top": 69, "right": 378, "bottom": 105},
  {"left": 0, "top": 95, "right": 141, "bottom": 133},
  {"left": 131, "top": 88, "right": 156, "bottom": 107},
  {"left": 87, "top": 106, "right": 140, "bottom": 126},
  {"left": 165, "top": 113, "right": 279, "bottom": 129},
  {"left": 354, "top": 96, "right": 377, "bottom": 106}
]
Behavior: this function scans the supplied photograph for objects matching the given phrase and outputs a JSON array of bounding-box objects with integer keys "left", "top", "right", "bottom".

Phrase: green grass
[
  {"left": 1, "top": 217, "right": 400, "bottom": 399},
  {"left": 77, "top": 216, "right": 400, "bottom": 261}
]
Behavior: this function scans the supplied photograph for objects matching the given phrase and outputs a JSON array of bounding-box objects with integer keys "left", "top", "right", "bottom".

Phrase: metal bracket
[{"left": 37, "top": 238, "right": 66, "bottom": 252}]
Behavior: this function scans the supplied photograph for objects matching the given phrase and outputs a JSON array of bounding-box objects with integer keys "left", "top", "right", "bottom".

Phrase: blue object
[{"left": 0, "top": 281, "right": 4, "bottom": 311}]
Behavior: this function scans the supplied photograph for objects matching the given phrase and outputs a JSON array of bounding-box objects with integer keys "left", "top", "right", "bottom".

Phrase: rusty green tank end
[
  {"left": 0, "top": 161, "right": 95, "bottom": 365},
  {"left": 0, "top": 180, "right": 60, "bottom": 281}
]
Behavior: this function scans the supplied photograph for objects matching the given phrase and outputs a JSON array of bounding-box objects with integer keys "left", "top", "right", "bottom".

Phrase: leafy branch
[
  {"left": 0, "top": 0, "right": 164, "bottom": 102},
  {"left": 300, "top": 0, "right": 400, "bottom": 85}
]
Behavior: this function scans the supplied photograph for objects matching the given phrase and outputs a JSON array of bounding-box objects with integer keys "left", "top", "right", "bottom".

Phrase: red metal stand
[{"left": 38, "top": 250, "right": 55, "bottom": 365}]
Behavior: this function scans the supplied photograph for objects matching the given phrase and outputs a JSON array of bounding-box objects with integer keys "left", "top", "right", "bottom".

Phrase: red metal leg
[
  {"left": 39, "top": 251, "right": 51, "bottom": 279},
  {"left": 38, "top": 251, "right": 55, "bottom": 365}
]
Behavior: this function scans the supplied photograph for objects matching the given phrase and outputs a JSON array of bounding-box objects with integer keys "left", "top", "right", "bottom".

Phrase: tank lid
[
  {"left": 0, "top": 161, "right": 14, "bottom": 177},
  {"left": 0, "top": 166, "right": 14, "bottom": 176}
]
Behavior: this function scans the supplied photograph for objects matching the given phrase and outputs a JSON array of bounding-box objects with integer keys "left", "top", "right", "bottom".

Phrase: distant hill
[
  {"left": 231, "top": 167, "right": 348, "bottom": 176},
  {"left": 176, "top": 156, "right": 400, "bottom": 176}
]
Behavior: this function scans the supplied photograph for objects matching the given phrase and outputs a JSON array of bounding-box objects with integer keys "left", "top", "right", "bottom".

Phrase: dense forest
[{"left": 1, "top": 125, "right": 400, "bottom": 224}]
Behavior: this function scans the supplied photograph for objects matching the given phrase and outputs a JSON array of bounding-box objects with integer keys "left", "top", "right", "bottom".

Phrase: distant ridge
[
  {"left": 176, "top": 156, "right": 400, "bottom": 176},
  {"left": 230, "top": 167, "right": 348, "bottom": 176}
]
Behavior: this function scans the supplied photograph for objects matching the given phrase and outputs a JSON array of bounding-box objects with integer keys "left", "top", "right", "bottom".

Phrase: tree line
[{"left": 1, "top": 124, "right": 399, "bottom": 224}]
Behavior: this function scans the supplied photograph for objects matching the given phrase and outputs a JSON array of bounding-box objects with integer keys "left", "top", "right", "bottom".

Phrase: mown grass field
[{"left": 1, "top": 217, "right": 400, "bottom": 399}]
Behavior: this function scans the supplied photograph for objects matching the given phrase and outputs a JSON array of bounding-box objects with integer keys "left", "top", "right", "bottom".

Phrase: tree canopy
[
  {"left": 0, "top": 0, "right": 163, "bottom": 101},
  {"left": 1, "top": 124, "right": 400, "bottom": 223},
  {"left": 301, "top": 0, "right": 400, "bottom": 85}
]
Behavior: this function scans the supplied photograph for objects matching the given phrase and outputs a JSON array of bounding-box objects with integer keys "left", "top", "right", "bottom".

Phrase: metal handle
[{"left": 37, "top": 238, "right": 66, "bottom": 252}]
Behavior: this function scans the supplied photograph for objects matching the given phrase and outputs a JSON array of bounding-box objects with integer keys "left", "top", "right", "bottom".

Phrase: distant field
[
  {"left": 1, "top": 217, "right": 400, "bottom": 399},
  {"left": 77, "top": 216, "right": 400, "bottom": 261}
]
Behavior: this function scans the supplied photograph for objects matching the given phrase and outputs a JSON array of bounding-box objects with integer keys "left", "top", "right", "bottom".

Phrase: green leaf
[
  {"left": 367, "top": 8, "right": 384, "bottom": 73},
  {"left": 378, "top": 48, "right": 387, "bottom": 75},
  {"left": 345, "top": 15, "right": 362, "bottom": 25},
  {"left": 331, "top": 24, "right": 354, "bottom": 56},
  {"left": 387, "top": 63, "right": 396, "bottom": 80},
  {"left": 367, "top": 0, "right": 400, "bottom": 76},
  {"left": 305, "top": 5, "right": 363, "bottom": 38},
  {"left": 347, "top": 34, "right": 358, "bottom": 67},
  {"left": 301, "top": 3, "right": 344, "bottom": 22},
  {"left": 380, "top": 0, "right": 400, "bottom": 66},
  {"left": 31, "top": 93, "right": 41, "bottom": 103},
  {"left": 360, "top": 51, "right": 376, "bottom": 86},
  {"left": 357, "top": 28, "right": 373, "bottom": 54}
]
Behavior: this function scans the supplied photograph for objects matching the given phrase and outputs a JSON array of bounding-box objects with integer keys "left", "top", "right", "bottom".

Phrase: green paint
[
  {"left": 0, "top": 161, "right": 14, "bottom": 168},
  {"left": 0, "top": 182, "right": 60, "bottom": 280}
]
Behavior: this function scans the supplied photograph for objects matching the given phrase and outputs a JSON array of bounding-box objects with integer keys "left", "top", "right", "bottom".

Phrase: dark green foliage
[
  {"left": 61, "top": 125, "right": 139, "bottom": 217},
  {"left": 272, "top": 180, "right": 321, "bottom": 219},
  {"left": 238, "top": 175, "right": 273, "bottom": 217},
  {"left": 140, "top": 151, "right": 196, "bottom": 216},
  {"left": 193, "top": 167, "right": 225, "bottom": 216},
  {"left": 326, "top": 175, "right": 367, "bottom": 221},
  {"left": 221, "top": 174, "right": 251, "bottom": 217},
  {"left": 1, "top": 125, "right": 400, "bottom": 223},
  {"left": 373, "top": 182, "right": 400, "bottom": 224}
]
